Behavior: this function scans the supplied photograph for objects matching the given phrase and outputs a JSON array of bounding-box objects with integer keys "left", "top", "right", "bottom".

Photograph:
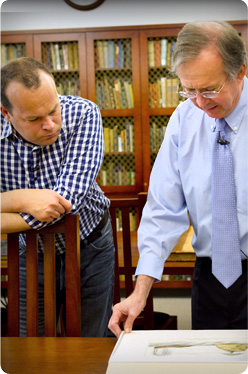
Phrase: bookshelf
[
  {"left": 1, "top": 34, "right": 33, "bottom": 64},
  {"left": 1, "top": 21, "right": 247, "bottom": 196},
  {"left": 140, "top": 26, "right": 182, "bottom": 191},
  {"left": 86, "top": 30, "right": 142, "bottom": 195},
  {"left": 139, "top": 21, "right": 248, "bottom": 190},
  {"left": 33, "top": 32, "right": 87, "bottom": 99}
]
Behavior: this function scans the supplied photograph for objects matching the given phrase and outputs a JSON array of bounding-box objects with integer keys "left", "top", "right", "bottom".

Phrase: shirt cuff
[{"left": 135, "top": 253, "right": 165, "bottom": 283}]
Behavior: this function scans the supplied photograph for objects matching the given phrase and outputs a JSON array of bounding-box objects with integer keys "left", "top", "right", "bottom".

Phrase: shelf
[{"left": 2, "top": 21, "right": 247, "bottom": 196}]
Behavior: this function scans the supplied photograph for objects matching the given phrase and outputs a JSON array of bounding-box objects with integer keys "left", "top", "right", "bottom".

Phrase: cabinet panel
[
  {"left": 1, "top": 35, "right": 33, "bottom": 65},
  {"left": 140, "top": 28, "right": 181, "bottom": 190},
  {"left": 139, "top": 21, "right": 248, "bottom": 191},
  {"left": 87, "top": 30, "right": 142, "bottom": 194},
  {"left": 33, "top": 33, "right": 87, "bottom": 98}
]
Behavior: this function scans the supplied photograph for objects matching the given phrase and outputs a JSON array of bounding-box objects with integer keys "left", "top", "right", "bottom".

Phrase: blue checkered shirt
[{"left": 1, "top": 95, "right": 110, "bottom": 253}]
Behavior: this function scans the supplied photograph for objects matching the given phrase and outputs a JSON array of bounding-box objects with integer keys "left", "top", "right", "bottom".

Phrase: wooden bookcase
[
  {"left": 139, "top": 24, "right": 182, "bottom": 191},
  {"left": 139, "top": 20, "right": 248, "bottom": 190},
  {"left": 1, "top": 34, "right": 33, "bottom": 64},
  {"left": 1, "top": 21, "right": 247, "bottom": 196},
  {"left": 86, "top": 30, "right": 142, "bottom": 195},
  {"left": 33, "top": 32, "right": 87, "bottom": 99}
]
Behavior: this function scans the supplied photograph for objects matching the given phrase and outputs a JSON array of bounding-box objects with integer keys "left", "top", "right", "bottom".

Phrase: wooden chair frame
[
  {"left": 110, "top": 192, "right": 177, "bottom": 330},
  {"left": 7, "top": 214, "right": 81, "bottom": 337}
]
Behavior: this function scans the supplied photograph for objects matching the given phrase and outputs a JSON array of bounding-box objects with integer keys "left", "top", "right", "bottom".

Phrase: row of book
[
  {"left": 42, "top": 42, "right": 79, "bottom": 71},
  {"left": 56, "top": 79, "right": 80, "bottom": 96},
  {"left": 121, "top": 273, "right": 192, "bottom": 282},
  {"left": 161, "top": 274, "right": 192, "bottom": 281},
  {"left": 115, "top": 210, "right": 137, "bottom": 232},
  {"left": 98, "top": 166, "right": 135, "bottom": 186},
  {"left": 1, "top": 43, "right": 25, "bottom": 65},
  {"left": 95, "top": 40, "right": 131, "bottom": 69},
  {"left": 96, "top": 76, "right": 134, "bottom": 109},
  {"left": 103, "top": 123, "right": 134, "bottom": 153},
  {"left": 150, "top": 122, "right": 166, "bottom": 152},
  {"left": 148, "top": 39, "right": 176, "bottom": 68},
  {"left": 149, "top": 77, "right": 179, "bottom": 108}
]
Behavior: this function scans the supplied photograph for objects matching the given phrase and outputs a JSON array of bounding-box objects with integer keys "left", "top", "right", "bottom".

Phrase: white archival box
[{"left": 106, "top": 329, "right": 248, "bottom": 374}]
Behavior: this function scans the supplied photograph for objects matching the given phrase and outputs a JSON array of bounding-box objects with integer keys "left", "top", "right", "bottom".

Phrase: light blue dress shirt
[{"left": 136, "top": 77, "right": 248, "bottom": 282}]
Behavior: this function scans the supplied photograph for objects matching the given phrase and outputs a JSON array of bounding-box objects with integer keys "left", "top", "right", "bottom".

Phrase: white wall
[{"left": 1, "top": 0, "right": 247, "bottom": 32}]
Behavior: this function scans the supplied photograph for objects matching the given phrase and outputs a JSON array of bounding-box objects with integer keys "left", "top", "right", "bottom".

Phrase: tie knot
[{"left": 215, "top": 118, "right": 227, "bottom": 133}]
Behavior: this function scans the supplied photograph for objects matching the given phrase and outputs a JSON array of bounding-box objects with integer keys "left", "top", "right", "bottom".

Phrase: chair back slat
[
  {"left": 109, "top": 207, "right": 121, "bottom": 304},
  {"left": 26, "top": 231, "right": 39, "bottom": 337},
  {"left": 43, "top": 233, "right": 56, "bottom": 337},
  {"left": 65, "top": 214, "right": 81, "bottom": 337},
  {"left": 6, "top": 214, "right": 81, "bottom": 337},
  {"left": 121, "top": 206, "right": 133, "bottom": 296},
  {"left": 7, "top": 233, "right": 19, "bottom": 337},
  {"left": 109, "top": 193, "right": 154, "bottom": 328}
]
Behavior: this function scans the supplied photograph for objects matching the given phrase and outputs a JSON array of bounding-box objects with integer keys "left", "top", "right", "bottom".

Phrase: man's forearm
[
  {"left": 1, "top": 212, "right": 31, "bottom": 234},
  {"left": 133, "top": 274, "right": 155, "bottom": 303},
  {"left": 1, "top": 190, "right": 27, "bottom": 213},
  {"left": 1, "top": 189, "right": 72, "bottom": 223}
]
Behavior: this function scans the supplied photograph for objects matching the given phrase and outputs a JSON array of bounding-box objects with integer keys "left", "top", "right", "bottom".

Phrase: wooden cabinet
[
  {"left": 139, "top": 20, "right": 248, "bottom": 190},
  {"left": 1, "top": 34, "right": 33, "bottom": 64},
  {"left": 139, "top": 24, "right": 182, "bottom": 190},
  {"left": 33, "top": 32, "right": 87, "bottom": 99},
  {"left": 86, "top": 30, "right": 142, "bottom": 195},
  {"left": 1, "top": 21, "right": 247, "bottom": 196}
]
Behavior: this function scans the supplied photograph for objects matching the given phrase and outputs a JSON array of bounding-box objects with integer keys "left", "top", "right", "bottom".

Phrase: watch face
[{"left": 64, "top": 0, "right": 105, "bottom": 10}]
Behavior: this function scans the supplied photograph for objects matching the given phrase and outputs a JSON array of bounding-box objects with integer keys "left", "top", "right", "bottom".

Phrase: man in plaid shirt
[{"left": 1, "top": 57, "right": 115, "bottom": 337}]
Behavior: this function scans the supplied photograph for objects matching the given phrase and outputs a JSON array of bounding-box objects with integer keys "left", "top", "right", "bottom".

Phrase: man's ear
[
  {"left": 237, "top": 63, "right": 247, "bottom": 81},
  {"left": 1, "top": 105, "right": 11, "bottom": 122}
]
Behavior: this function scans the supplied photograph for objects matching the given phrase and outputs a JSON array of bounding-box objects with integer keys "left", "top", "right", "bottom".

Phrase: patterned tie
[{"left": 211, "top": 118, "right": 242, "bottom": 288}]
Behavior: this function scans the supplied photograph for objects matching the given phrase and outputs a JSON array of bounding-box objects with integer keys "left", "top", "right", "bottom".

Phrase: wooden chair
[
  {"left": 109, "top": 192, "right": 177, "bottom": 330},
  {"left": 6, "top": 214, "right": 81, "bottom": 337}
]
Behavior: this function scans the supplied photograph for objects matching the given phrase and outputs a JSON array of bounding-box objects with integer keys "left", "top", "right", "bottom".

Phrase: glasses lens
[
  {"left": 178, "top": 91, "right": 195, "bottom": 98},
  {"left": 201, "top": 91, "right": 219, "bottom": 98}
]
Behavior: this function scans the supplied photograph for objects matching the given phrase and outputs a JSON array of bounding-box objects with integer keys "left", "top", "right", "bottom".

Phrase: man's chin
[{"left": 36, "top": 134, "right": 59, "bottom": 146}]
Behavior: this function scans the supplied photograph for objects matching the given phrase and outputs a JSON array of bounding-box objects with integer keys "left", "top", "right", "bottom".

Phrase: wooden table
[{"left": 1, "top": 337, "right": 117, "bottom": 374}]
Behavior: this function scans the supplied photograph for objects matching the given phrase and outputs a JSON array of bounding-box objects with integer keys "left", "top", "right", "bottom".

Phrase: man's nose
[
  {"left": 42, "top": 117, "right": 55, "bottom": 130},
  {"left": 195, "top": 92, "right": 210, "bottom": 108}
]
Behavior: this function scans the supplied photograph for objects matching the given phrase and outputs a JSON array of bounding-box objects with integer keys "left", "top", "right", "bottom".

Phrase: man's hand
[
  {"left": 24, "top": 189, "right": 72, "bottom": 222},
  {"left": 108, "top": 275, "right": 155, "bottom": 338},
  {"left": 108, "top": 293, "right": 145, "bottom": 338},
  {"left": 1, "top": 189, "right": 72, "bottom": 222}
]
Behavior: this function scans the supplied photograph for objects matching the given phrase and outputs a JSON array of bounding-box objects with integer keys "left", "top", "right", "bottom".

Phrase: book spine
[
  {"left": 160, "top": 38, "right": 167, "bottom": 66},
  {"left": 154, "top": 40, "right": 161, "bottom": 67},
  {"left": 148, "top": 40, "right": 155, "bottom": 67}
]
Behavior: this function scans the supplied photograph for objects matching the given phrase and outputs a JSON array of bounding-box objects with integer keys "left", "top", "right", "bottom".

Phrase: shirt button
[{"left": 234, "top": 126, "right": 237, "bottom": 131}]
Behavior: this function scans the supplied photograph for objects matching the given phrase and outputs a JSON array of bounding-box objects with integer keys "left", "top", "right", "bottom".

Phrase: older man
[{"left": 109, "top": 21, "right": 248, "bottom": 337}]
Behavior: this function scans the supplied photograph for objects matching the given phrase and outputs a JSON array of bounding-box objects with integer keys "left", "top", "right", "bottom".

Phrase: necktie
[{"left": 211, "top": 118, "right": 242, "bottom": 288}]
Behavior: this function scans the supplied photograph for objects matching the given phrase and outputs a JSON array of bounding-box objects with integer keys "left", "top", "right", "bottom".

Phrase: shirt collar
[
  {"left": 1, "top": 117, "right": 13, "bottom": 140},
  {"left": 211, "top": 76, "right": 248, "bottom": 133},
  {"left": 224, "top": 76, "right": 248, "bottom": 133}
]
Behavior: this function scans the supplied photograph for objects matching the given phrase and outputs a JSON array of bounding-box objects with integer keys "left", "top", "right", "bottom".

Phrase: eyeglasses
[{"left": 177, "top": 82, "right": 226, "bottom": 99}]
